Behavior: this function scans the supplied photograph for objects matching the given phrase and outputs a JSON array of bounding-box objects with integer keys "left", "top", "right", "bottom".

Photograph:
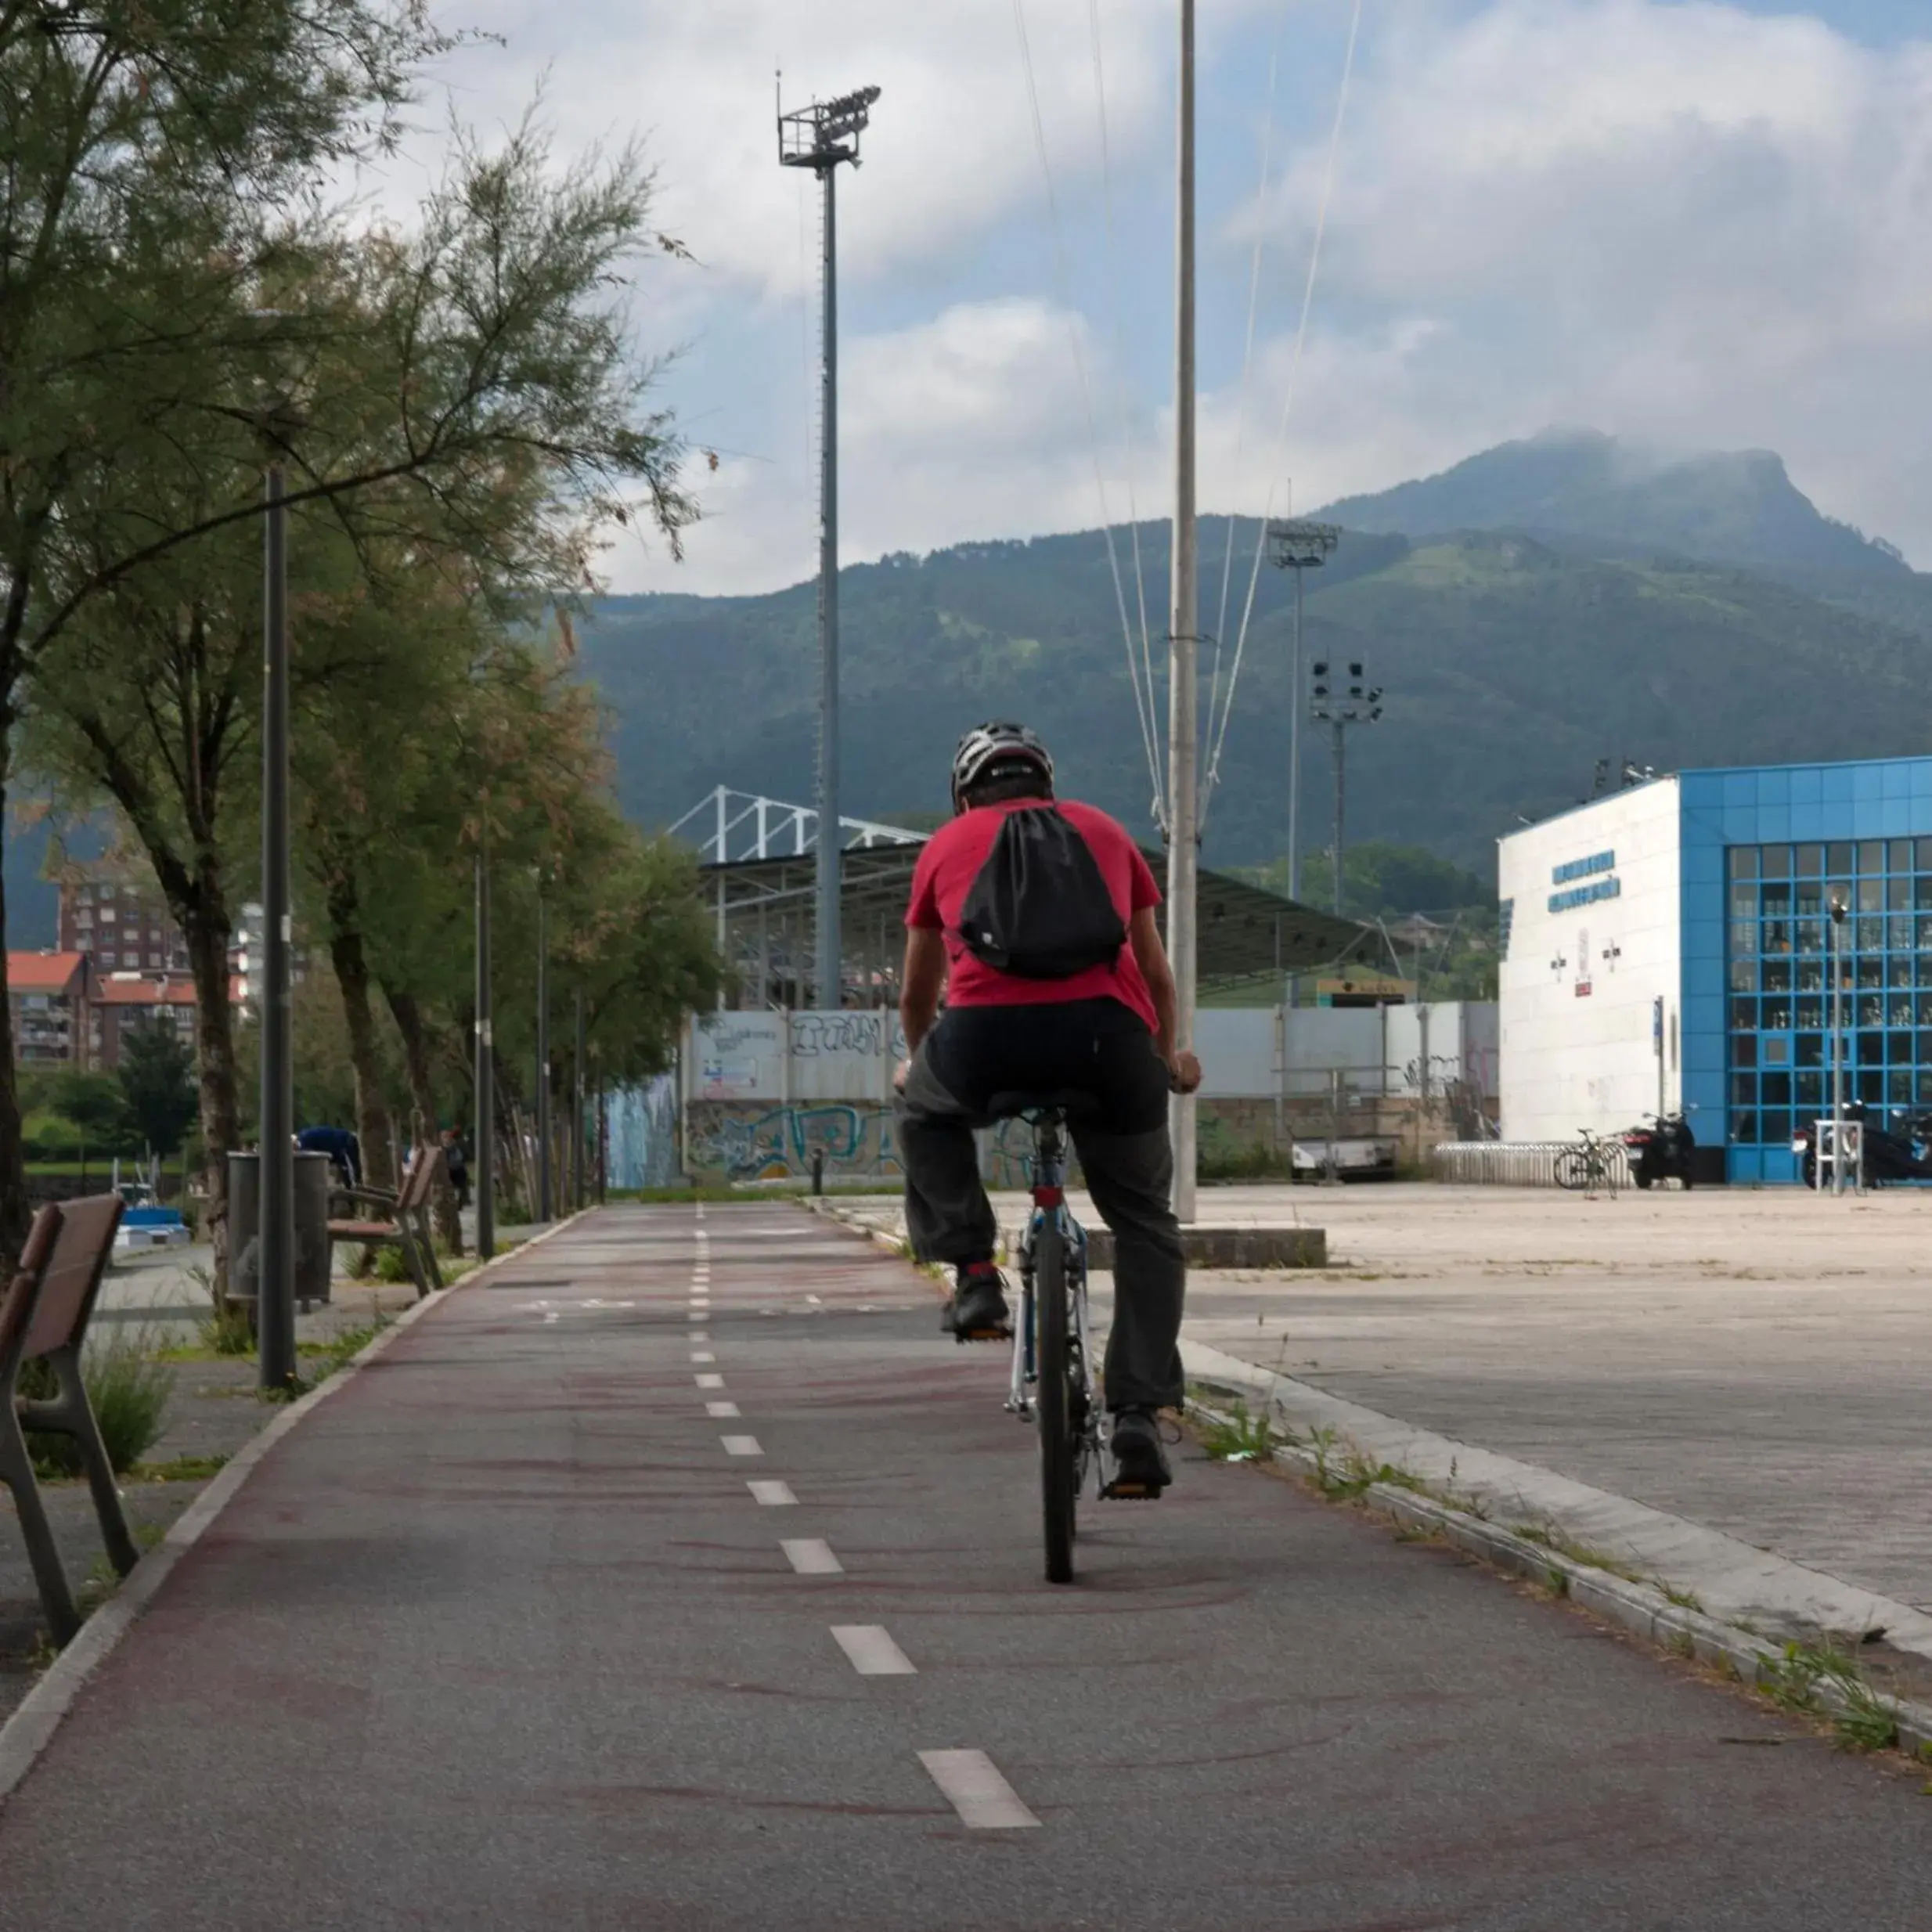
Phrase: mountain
[
  {"left": 579, "top": 472, "right": 1932, "bottom": 880},
  {"left": 1317, "top": 428, "right": 1908, "bottom": 584}
]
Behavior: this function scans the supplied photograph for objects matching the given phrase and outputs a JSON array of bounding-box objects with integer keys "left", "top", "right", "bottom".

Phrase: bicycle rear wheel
[{"left": 1034, "top": 1215, "right": 1076, "bottom": 1584}]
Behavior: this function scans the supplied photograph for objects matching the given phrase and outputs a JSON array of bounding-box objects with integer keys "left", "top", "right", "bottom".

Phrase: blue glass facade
[{"left": 1681, "top": 757, "right": 1932, "bottom": 1183}]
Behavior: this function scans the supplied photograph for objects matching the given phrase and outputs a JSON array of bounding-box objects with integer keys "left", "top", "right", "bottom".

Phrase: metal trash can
[{"left": 228, "top": 1150, "right": 333, "bottom": 1310}]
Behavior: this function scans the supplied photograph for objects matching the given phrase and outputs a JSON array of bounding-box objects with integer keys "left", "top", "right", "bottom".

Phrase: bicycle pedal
[{"left": 1101, "top": 1478, "right": 1162, "bottom": 1501}]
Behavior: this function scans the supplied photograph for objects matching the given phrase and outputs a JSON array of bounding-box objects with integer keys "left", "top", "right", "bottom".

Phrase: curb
[
  {"left": 0, "top": 1212, "right": 589, "bottom": 1810},
  {"left": 1185, "top": 1385, "right": 1932, "bottom": 1768}
]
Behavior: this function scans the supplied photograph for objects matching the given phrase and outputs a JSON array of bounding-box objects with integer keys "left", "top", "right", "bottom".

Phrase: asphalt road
[{"left": 1, "top": 1204, "right": 1929, "bottom": 1930}]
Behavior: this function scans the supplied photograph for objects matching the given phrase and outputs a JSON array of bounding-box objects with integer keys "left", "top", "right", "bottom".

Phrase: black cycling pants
[{"left": 897, "top": 999, "right": 1185, "bottom": 1411}]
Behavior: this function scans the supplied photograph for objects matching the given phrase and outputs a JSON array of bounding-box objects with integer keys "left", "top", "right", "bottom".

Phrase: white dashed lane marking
[
  {"left": 706, "top": 1400, "right": 741, "bottom": 1418},
  {"left": 831, "top": 1626, "right": 916, "bottom": 1677},
  {"left": 695, "top": 1373, "right": 724, "bottom": 1390},
  {"left": 780, "top": 1539, "right": 843, "bottom": 1576},
  {"left": 720, "top": 1435, "right": 762, "bottom": 1457},
  {"left": 917, "top": 1750, "right": 1040, "bottom": 1829},
  {"left": 690, "top": 1350, "right": 715, "bottom": 1362},
  {"left": 747, "top": 1480, "right": 797, "bottom": 1506}
]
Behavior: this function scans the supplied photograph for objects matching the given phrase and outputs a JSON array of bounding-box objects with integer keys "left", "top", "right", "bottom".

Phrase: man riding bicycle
[{"left": 896, "top": 721, "right": 1202, "bottom": 1494}]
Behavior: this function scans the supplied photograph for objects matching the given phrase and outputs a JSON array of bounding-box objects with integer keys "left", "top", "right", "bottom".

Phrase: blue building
[{"left": 1499, "top": 755, "right": 1932, "bottom": 1184}]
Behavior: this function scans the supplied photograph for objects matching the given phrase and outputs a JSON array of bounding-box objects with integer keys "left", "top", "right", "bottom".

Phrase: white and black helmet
[{"left": 950, "top": 720, "right": 1054, "bottom": 811}]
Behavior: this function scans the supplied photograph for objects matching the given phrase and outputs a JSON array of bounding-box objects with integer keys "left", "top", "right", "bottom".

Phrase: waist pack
[{"left": 957, "top": 806, "right": 1127, "bottom": 979}]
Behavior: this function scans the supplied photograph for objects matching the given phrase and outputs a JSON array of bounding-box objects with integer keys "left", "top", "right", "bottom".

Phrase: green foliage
[
  {"left": 24, "top": 1337, "right": 175, "bottom": 1479},
  {"left": 117, "top": 1025, "right": 199, "bottom": 1157},
  {"left": 582, "top": 469, "right": 1932, "bottom": 878},
  {"left": 49, "top": 1070, "right": 135, "bottom": 1148},
  {"left": 1248, "top": 842, "right": 1494, "bottom": 921}
]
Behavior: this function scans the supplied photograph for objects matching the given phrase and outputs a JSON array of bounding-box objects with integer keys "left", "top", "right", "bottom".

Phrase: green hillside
[{"left": 579, "top": 514, "right": 1932, "bottom": 881}]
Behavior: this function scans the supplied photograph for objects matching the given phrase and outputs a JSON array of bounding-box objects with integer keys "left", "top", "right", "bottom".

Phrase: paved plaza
[{"left": 835, "top": 1180, "right": 1932, "bottom": 1624}]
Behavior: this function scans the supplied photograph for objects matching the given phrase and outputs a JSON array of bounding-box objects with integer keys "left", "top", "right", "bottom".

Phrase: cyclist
[{"left": 896, "top": 721, "right": 1202, "bottom": 1494}]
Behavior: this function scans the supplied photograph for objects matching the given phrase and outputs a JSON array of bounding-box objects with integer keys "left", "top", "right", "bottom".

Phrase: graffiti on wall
[
  {"left": 788, "top": 1011, "right": 907, "bottom": 1061},
  {"left": 688, "top": 1101, "right": 900, "bottom": 1183}
]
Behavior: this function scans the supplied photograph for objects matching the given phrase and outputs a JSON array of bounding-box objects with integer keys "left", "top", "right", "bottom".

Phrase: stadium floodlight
[
  {"left": 1310, "top": 656, "right": 1385, "bottom": 915},
  {"left": 776, "top": 79, "right": 883, "bottom": 1007},
  {"left": 1267, "top": 519, "right": 1343, "bottom": 900}
]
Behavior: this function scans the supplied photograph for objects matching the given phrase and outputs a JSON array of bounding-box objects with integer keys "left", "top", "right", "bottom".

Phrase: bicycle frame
[{"left": 1004, "top": 1112, "right": 1109, "bottom": 1490}]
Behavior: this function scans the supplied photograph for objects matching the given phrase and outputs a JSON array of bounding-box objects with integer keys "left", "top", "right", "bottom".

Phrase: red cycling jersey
[{"left": 904, "top": 797, "right": 1162, "bottom": 1033}]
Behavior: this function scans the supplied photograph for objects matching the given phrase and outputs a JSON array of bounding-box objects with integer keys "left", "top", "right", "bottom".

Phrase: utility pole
[
  {"left": 474, "top": 846, "right": 494, "bottom": 1260},
  {"left": 573, "top": 986, "right": 587, "bottom": 1213},
  {"left": 257, "top": 460, "right": 295, "bottom": 1392},
  {"left": 780, "top": 80, "right": 881, "bottom": 1011},
  {"left": 1167, "top": 0, "right": 1200, "bottom": 1224},
  {"left": 1309, "top": 658, "right": 1383, "bottom": 915},
  {"left": 1267, "top": 519, "right": 1341, "bottom": 901},
  {"left": 535, "top": 878, "right": 551, "bottom": 1224}
]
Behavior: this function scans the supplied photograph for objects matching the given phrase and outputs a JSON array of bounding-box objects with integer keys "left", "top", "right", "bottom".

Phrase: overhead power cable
[
  {"left": 1202, "top": 0, "right": 1364, "bottom": 813},
  {"left": 1012, "top": 0, "right": 1168, "bottom": 829}
]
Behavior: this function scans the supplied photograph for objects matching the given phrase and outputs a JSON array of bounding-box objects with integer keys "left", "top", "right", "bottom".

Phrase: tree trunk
[
  {"left": 327, "top": 917, "right": 395, "bottom": 1196},
  {"left": 0, "top": 752, "right": 32, "bottom": 1266},
  {"left": 384, "top": 984, "right": 461, "bottom": 1254},
  {"left": 185, "top": 885, "right": 241, "bottom": 1301}
]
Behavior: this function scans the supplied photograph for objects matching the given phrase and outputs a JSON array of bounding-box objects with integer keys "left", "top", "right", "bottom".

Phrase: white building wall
[{"left": 1498, "top": 779, "right": 1682, "bottom": 1141}]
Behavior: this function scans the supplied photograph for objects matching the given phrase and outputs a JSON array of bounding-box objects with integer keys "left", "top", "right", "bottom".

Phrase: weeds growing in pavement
[
  {"left": 194, "top": 1267, "right": 254, "bottom": 1358},
  {"left": 24, "top": 1329, "right": 174, "bottom": 1478},
  {"left": 1756, "top": 1642, "right": 1901, "bottom": 1752},
  {"left": 1198, "top": 1400, "right": 1285, "bottom": 1463},
  {"left": 1659, "top": 1581, "right": 1706, "bottom": 1613},
  {"left": 128, "top": 1452, "right": 229, "bottom": 1483}
]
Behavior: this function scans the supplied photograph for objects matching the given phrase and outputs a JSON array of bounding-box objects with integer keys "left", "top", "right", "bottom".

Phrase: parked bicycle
[
  {"left": 1003, "top": 1096, "right": 1149, "bottom": 1585},
  {"left": 1554, "top": 1126, "right": 1620, "bottom": 1196}
]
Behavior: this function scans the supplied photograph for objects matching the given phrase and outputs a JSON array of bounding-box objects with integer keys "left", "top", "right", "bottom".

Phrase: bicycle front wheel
[{"left": 1034, "top": 1215, "right": 1076, "bottom": 1585}]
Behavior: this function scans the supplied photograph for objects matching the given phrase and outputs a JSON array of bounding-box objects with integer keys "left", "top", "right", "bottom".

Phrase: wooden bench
[
  {"left": 327, "top": 1146, "right": 444, "bottom": 1300},
  {"left": 0, "top": 1195, "right": 137, "bottom": 1645}
]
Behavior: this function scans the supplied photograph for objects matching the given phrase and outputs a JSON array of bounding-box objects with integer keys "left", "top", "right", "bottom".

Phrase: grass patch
[
  {"left": 1756, "top": 1642, "right": 1901, "bottom": 1753},
  {"left": 1198, "top": 1399, "right": 1285, "bottom": 1463},
  {"left": 127, "top": 1452, "right": 229, "bottom": 1483},
  {"left": 23, "top": 1332, "right": 174, "bottom": 1478}
]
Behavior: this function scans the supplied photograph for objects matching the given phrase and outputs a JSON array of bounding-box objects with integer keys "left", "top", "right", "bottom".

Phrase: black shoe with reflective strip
[
  {"left": 1105, "top": 1407, "right": 1172, "bottom": 1496},
  {"left": 943, "top": 1263, "right": 1011, "bottom": 1343}
]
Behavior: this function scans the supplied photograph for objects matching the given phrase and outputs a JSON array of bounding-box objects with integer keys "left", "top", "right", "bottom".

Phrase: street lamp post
[
  {"left": 535, "top": 877, "right": 551, "bottom": 1224},
  {"left": 1829, "top": 892, "right": 1848, "bottom": 1195},
  {"left": 257, "top": 458, "right": 296, "bottom": 1391},
  {"left": 475, "top": 845, "right": 495, "bottom": 1260}
]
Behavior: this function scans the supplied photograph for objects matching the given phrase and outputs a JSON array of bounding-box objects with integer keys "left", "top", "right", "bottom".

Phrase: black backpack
[{"left": 957, "top": 806, "right": 1127, "bottom": 979}]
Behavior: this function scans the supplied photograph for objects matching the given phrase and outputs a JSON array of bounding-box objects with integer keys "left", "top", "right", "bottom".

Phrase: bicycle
[
  {"left": 1553, "top": 1127, "right": 1620, "bottom": 1197},
  {"left": 999, "top": 1097, "right": 1147, "bottom": 1585}
]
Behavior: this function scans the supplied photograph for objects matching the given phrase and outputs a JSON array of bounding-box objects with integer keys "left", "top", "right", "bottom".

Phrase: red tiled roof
[
  {"left": 9, "top": 951, "right": 87, "bottom": 993},
  {"left": 92, "top": 973, "right": 197, "bottom": 1007}
]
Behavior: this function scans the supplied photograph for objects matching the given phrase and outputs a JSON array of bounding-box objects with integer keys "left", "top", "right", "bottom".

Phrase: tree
[
  {"left": 117, "top": 1025, "right": 198, "bottom": 1158},
  {"left": 0, "top": 1, "right": 455, "bottom": 1256},
  {"left": 23, "top": 120, "right": 695, "bottom": 1284},
  {"left": 48, "top": 1069, "right": 132, "bottom": 1150}
]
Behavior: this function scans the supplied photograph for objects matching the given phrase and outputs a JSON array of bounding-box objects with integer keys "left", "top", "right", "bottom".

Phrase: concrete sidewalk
[{"left": 2, "top": 1204, "right": 1929, "bottom": 1928}]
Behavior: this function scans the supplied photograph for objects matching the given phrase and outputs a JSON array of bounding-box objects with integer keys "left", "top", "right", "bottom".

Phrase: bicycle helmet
[{"left": 950, "top": 720, "right": 1054, "bottom": 813}]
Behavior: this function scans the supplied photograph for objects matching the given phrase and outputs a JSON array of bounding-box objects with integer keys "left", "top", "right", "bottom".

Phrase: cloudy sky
[{"left": 395, "top": 2, "right": 1932, "bottom": 595}]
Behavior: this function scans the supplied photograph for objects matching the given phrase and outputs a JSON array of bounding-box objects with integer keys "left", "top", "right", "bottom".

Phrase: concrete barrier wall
[{"left": 679, "top": 1004, "right": 1498, "bottom": 1183}]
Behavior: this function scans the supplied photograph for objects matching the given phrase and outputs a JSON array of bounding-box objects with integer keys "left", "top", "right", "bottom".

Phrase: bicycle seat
[{"left": 984, "top": 1087, "right": 1103, "bottom": 1124}]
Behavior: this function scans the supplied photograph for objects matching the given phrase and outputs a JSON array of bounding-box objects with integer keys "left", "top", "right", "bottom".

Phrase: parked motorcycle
[
  {"left": 1793, "top": 1103, "right": 1932, "bottom": 1188},
  {"left": 1622, "top": 1112, "right": 1696, "bottom": 1189}
]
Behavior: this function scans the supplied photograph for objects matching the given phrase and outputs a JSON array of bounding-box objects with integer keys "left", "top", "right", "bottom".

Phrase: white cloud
[{"left": 1218, "top": 1, "right": 1932, "bottom": 553}]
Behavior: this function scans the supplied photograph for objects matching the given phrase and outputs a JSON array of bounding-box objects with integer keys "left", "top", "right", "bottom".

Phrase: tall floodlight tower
[
  {"left": 1309, "top": 657, "right": 1383, "bottom": 914},
  {"left": 1167, "top": 0, "right": 1202, "bottom": 1224},
  {"left": 779, "top": 81, "right": 881, "bottom": 1011},
  {"left": 1267, "top": 519, "right": 1341, "bottom": 901}
]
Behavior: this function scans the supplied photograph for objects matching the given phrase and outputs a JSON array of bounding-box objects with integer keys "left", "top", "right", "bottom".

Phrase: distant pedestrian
[
  {"left": 297, "top": 1123, "right": 362, "bottom": 1190},
  {"left": 442, "top": 1126, "right": 470, "bottom": 1210}
]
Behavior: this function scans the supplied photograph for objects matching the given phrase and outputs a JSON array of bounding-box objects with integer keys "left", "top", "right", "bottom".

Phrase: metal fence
[{"left": 1430, "top": 1140, "right": 1634, "bottom": 1189}]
